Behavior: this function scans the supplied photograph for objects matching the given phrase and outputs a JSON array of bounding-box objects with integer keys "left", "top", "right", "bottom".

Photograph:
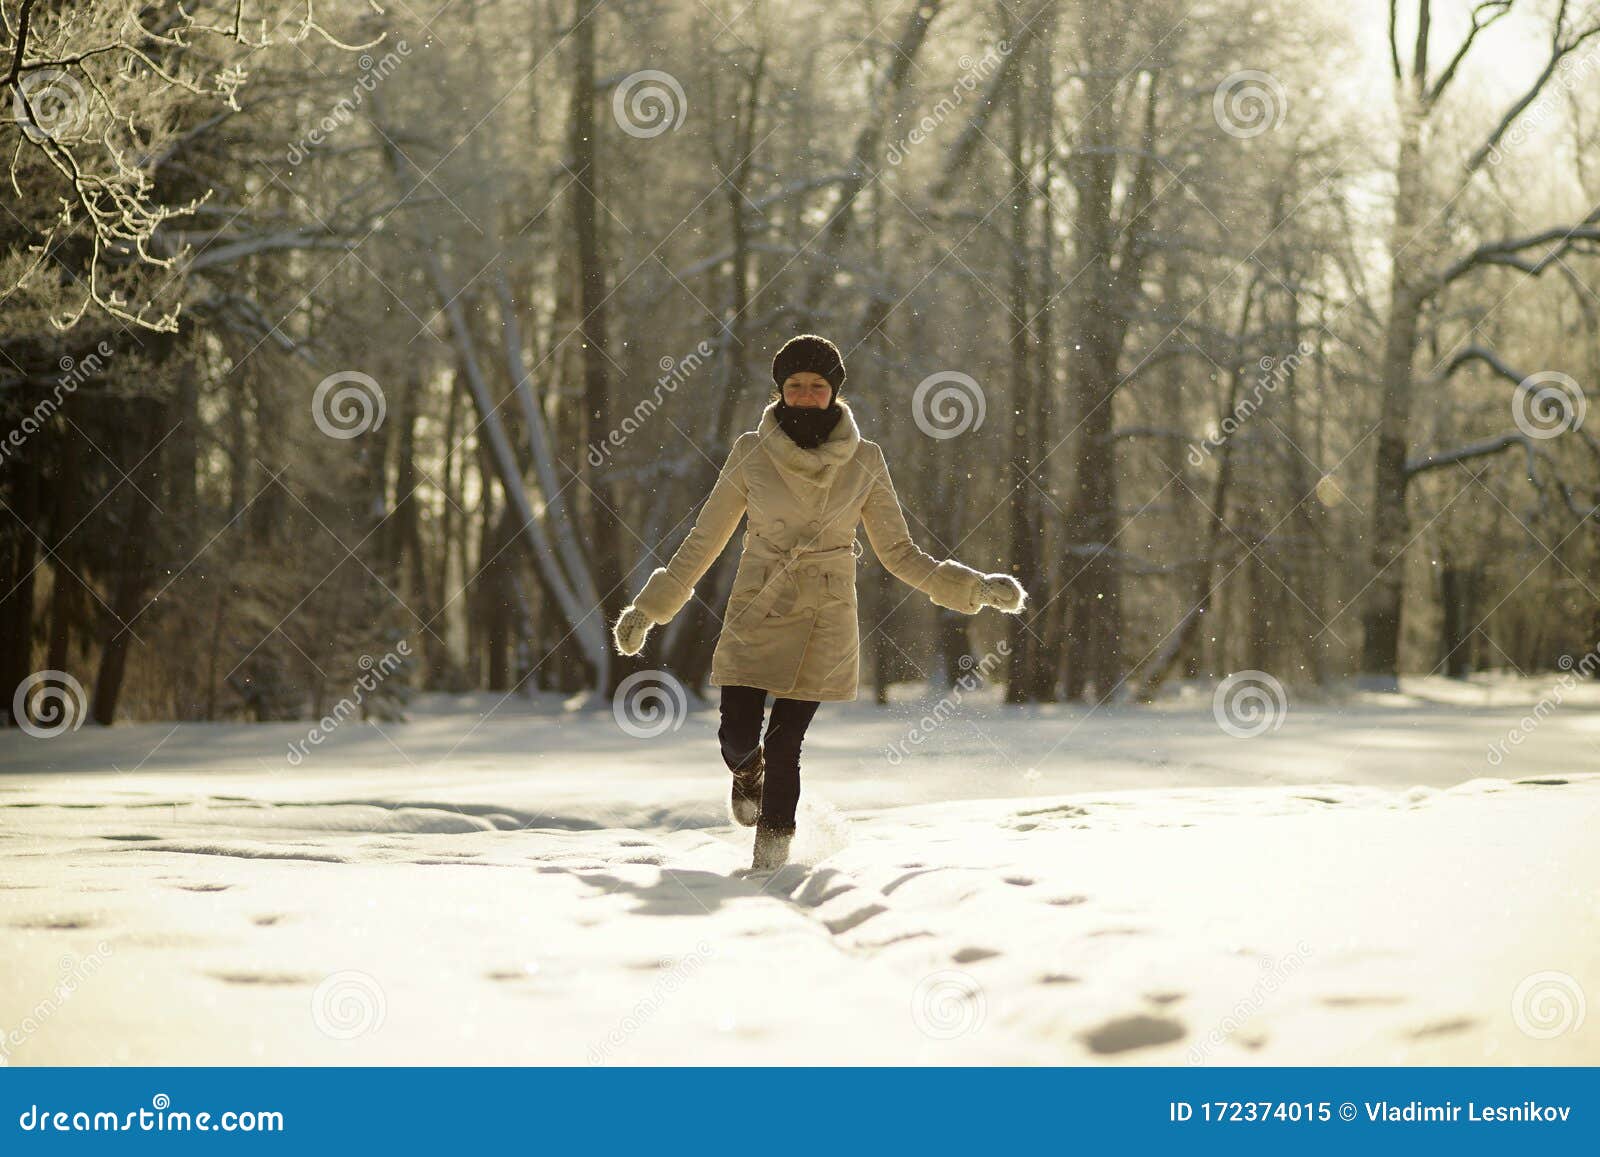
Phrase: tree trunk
[
  {"left": 1360, "top": 87, "right": 1427, "bottom": 686},
  {"left": 1438, "top": 559, "right": 1479, "bottom": 678},
  {"left": 91, "top": 426, "right": 160, "bottom": 725},
  {"left": 1004, "top": 24, "right": 1040, "bottom": 704},
  {"left": 570, "top": 0, "right": 624, "bottom": 694},
  {"left": 1, "top": 453, "right": 40, "bottom": 721},
  {"left": 1061, "top": 20, "right": 1149, "bottom": 700},
  {"left": 1025, "top": 3, "right": 1060, "bottom": 702}
]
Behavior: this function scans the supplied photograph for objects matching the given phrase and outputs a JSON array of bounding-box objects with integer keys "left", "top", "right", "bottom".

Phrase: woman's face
[{"left": 782, "top": 372, "right": 833, "bottom": 409}]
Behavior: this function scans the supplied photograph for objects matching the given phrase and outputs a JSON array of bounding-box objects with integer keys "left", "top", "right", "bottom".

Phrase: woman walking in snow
[{"left": 612, "top": 334, "right": 1027, "bottom": 872}]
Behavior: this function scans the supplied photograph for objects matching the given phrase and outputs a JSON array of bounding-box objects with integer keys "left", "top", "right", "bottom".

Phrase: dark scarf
[{"left": 774, "top": 398, "right": 843, "bottom": 450}]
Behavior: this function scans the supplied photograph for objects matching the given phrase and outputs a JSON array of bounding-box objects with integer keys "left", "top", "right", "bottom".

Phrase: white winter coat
[{"left": 632, "top": 398, "right": 991, "bottom": 701}]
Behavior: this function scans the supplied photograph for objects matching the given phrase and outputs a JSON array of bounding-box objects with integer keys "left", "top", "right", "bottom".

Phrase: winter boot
[
  {"left": 729, "top": 746, "right": 764, "bottom": 827},
  {"left": 750, "top": 820, "right": 794, "bottom": 872}
]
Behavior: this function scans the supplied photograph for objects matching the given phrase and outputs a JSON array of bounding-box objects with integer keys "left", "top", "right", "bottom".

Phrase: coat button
[
  {"left": 807, "top": 520, "right": 820, "bottom": 533},
  {"left": 806, "top": 564, "right": 819, "bottom": 576},
  {"left": 773, "top": 518, "right": 786, "bottom": 530}
]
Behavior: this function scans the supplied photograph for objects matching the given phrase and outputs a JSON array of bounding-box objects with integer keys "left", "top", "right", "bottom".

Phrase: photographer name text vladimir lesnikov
[{"left": 1366, "top": 1100, "right": 1571, "bottom": 1123}]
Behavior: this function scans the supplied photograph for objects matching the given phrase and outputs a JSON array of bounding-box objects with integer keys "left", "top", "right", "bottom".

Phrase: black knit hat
[{"left": 772, "top": 333, "right": 847, "bottom": 393}]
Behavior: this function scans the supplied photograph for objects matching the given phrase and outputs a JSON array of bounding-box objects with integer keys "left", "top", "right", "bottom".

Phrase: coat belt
[{"left": 734, "top": 534, "right": 862, "bottom": 622}]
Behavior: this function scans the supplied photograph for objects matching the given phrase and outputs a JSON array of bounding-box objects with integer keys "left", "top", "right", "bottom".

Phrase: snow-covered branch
[{"left": 1405, "top": 431, "right": 1535, "bottom": 478}]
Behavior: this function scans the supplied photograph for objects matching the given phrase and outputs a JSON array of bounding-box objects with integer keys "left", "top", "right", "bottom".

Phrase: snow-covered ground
[{"left": 2, "top": 675, "right": 1596, "bottom": 1065}]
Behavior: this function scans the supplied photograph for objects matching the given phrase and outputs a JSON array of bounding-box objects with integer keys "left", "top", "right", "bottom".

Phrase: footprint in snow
[
  {"left": 12, "top": 916, "right": 97, "bottom": 930},
  {"left": 208, "top": 971, "right": 313, "bottom": 986},
  {"left": 1320, "top": 994, "right": 1406, "bottom": 1008},
  {"left": 951, "top": 946, "right": 1001, "bottom": 964},
  {"left": 1081, "top": 1013, "right": 1185, "bottom": 1055},
  {"left": 822, "top": 904, "right": 885, "bottom": 934},
  {"left": 1407, "top": 1016, "right": 1477, "bottom": 1039}
]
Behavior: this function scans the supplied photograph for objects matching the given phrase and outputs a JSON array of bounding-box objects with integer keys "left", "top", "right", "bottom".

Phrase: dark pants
[{"left": 717, "top": 684, "right": 821, "bottom": 830}]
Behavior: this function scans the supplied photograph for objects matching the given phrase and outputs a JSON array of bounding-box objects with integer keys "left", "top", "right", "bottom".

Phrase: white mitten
[
  {"left": 613, "top": 605, "right": 654, "bottom": 656},
  {"left": 977, "top": 572, "right": 1027, "bottom": 613}
]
